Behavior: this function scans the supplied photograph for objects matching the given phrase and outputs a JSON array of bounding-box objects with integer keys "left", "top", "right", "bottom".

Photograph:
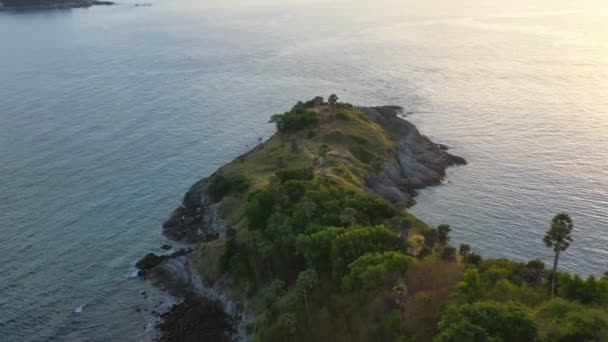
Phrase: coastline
[{"left": 137, "top": 104, "right": 465, "bottom": 340}]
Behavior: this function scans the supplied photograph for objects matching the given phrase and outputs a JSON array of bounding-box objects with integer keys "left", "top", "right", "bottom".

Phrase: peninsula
[{"left": 138, "top": 97, "right": 608, "bottom": 341}]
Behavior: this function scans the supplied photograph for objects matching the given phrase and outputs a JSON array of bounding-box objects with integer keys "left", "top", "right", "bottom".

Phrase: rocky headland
[{"left": 137, "top": 99, "right": 465, "bottom": 341}]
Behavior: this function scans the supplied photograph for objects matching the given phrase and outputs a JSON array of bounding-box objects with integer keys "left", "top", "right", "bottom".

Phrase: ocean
[{"left": 1, "top": 0, "right": 606, "bottom": 340}]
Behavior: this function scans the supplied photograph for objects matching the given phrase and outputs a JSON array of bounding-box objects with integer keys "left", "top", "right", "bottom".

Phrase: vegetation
[
  {"left": 544, "top": 213, "right": 574, "bottom": 296},
  {"left": 192, "top": 97, "right": 608, "bottom": 341},
  {"left": 207, "top": 174, "right": 250, "bottom": 202}
]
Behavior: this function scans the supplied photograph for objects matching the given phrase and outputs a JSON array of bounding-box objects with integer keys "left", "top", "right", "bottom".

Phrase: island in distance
[{"left": 0, "top": 0, "right": 113, "bottom": 11}]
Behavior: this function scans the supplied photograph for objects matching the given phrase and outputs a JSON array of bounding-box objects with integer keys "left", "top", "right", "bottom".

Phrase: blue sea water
[{"left": 1, "top": 0, "right": 607, "bottom": 340}]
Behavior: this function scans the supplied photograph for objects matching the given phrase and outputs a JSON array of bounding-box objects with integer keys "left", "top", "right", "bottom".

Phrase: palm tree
[
  {"left": 543, "top": 213, "right": 573, "bottom": 296},
  {"left": 437, "top": 224, "right": 451, "bottom": 246},
  {"left": 459, "top": 244, "right": 471, "bottom": 259},
  {"left": 328, "top": 94, "right": 338, "bottom": 113},
  {"left": 318, "top": 144, "right": 331, "bottom": 176},
  {"left": 392, "top": 281, "right": 408, "bottom": 335},
  {"left": 390, "top": 217, "right": 411, "bottom": 240}
]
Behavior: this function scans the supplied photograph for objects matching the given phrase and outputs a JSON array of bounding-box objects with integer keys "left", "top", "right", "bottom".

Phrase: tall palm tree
[{"left": 543, "top": 213, "right": 573, "bottom": 296}]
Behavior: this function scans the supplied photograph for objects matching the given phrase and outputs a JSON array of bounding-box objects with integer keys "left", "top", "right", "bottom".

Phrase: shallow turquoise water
[{"left": 1, "top": 0, "right": 607, "bottom": 340}]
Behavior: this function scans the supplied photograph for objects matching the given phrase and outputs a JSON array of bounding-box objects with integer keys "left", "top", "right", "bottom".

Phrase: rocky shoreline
[
  {"left": 361, "top": 106, "right": 466, "bottom": 206},
  {"left": 137, "top": 105, "right": 465, "bottom": 341}
]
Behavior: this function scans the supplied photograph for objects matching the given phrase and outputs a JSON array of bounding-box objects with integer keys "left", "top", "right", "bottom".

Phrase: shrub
[
  {"left": 435, "top": 301, "right": 537, "bottom": 342},
  {"left": 440, "top": 246, "right": 457, "bottom": 262},
  {"left": 558, "top": 273, "right": 608, "bottom": 305},
  {"left": 270, "top": 110, "right": 319, "bottom": 132},
  {"left": 465, "top": 253, "right": 483, "bottom": 266},
  {"left": 275, "top": 168, "right": 314, "bottom": 183},
  {"left": 342, "top": 251, "right": 416, "bottom": 295},
  {"left": 207, "top": 174, "right": 250, "bottom": 202},
  {"left": 536, "top": 298, "right": 608, "bottom": 341},
  {"left": 334, "top": 111, "right": 350, "bottom": 121}
]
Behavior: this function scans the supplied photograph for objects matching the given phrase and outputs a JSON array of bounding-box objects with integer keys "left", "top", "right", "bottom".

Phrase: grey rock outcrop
[
  {"left": 145, "top": 254, "right": 250, "bottom": 341},
  {"left": 360, "top": 106, "right": 466, "bottom": 206},
  {"left": 162, "top": 182, "right": 226, "bottom": 243}
]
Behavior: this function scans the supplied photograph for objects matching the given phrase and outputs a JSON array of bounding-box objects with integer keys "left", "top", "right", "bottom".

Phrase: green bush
[
  {"left": 207, "top": 174, "right": 250, "bottom": 202},
  {"left": 435, "top": 301, "right": 537, "bottom": 342},
  {"left": 334, "top": 111, "right": 350, "bottom": 121},
  {"left": 270, "top": 110, "right": 319, "bottom": 132},
  {"left": 342, "top": 251, "right": 415, "bottom": 295},
  {"left": 558, "top": 273, "right": 608, "bottom": 305},
  {"left": 275, "top": 168, "right": 313, "bottom": 183},
  {"left": 536, "top": 298, "right": 608, "bottom": 341}
]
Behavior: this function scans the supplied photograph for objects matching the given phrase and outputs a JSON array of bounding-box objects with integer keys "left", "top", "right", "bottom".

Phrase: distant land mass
[{"left": 0, "top": 0, "right": 113, "bottom": 10}]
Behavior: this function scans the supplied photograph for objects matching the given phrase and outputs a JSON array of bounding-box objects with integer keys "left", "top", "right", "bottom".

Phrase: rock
[
  {"left": 158, "top": 297, "right": 234, "bottom": 342},
  {"left": 139, "top": 290, "right": 146, "bottom": 296},
  {"left": 162, "top": 183, "right": 227, "bottom": 243},
  {"left": 360, "top": 106, "right": 466, "bottom": 207},
  {"left": 161, "top": 244, "right": 172, "bottom": 251},
  {"left": 136, "top": 253, "right": 164, "bottom": 270},
  {"left": 135, "top": 248, "right": 194, "bottom": 276},
  {"left": 437, "top": 143, "right": 449, "bottom": 151},
  {"left": 448, "top": 154, "right": 467, "bottom": 166}
]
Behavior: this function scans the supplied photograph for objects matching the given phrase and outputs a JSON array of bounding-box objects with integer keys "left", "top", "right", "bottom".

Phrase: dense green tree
[
  {"left": 459, "top": 244, "right": 471, "bottom": 258},
  {"left": 342, "top": 251, "right": 415, "bottom": 295},
  {"left": 207, "top": 174, "right": 250, "bottom": 202},
  {"left": 543, "top": 213, "right": 574, "bottom": 296},
  {"left": 270, "top": 109, "right": 319, "bottom": 132},
  {"left": 339, "top": 207, "right": 357, "bottom": 227},
  {"left": 278, "top": 312, "right": 297, "bottom": 336},
  {"left": 296, "top": 227, "right": 345, "bottom": 273},
  {"left": 297, "top": 269, "right": 318, "bottom": 315},
  {"left": 456, "top": 268, "right": 482, "bottom": 303},
  {"left": 331, "top": 225, "right": 405, "bottom": 274},
  {"left": 466, "top": 253, "right": 483, "bottom": 266},
  {"left": 328, "top": 94, "right": 339, "bottom": 113},
  {"left": 436, "top": 301, "right": 537, "bottom": 342},
  {"left": 434, "top": 320, "right": 494, "bottom": 342},
  {"left": 299, "top": 198, "right": 318, "bottom": 223},
  {"left": 523, "top": 259, "right": 545, "bottom": 286},
  {"left": 249, "top": 230, "right": 274, "bottom": 277},
  {"left": 440, "top": 246, "right": 457, "bottom": 262},
  {"left": 423, "top": 228, "right": 438, "bottom": 250},
  {"left": 437, "top": 224, "right": 451, "bottom": 246},
  {"left": 537, "top": 298, "right": 608, "bottom": 341},
  {"left": 558, "top": 273, "right": 608, "bottom": 305}
]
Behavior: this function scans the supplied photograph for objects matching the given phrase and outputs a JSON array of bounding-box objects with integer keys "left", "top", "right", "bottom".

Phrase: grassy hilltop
[{"left": 162, "top": 98, "right": 608, "bottom": 342}]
